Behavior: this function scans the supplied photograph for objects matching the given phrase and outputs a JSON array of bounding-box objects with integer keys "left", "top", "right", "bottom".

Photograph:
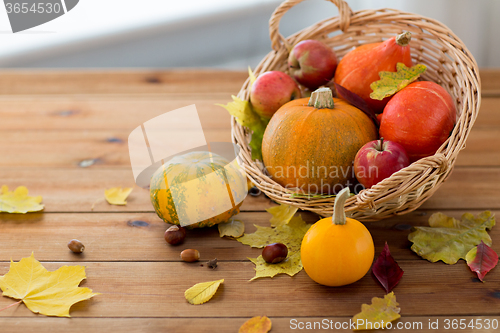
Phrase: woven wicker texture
[{"left": 231, "top": 0, "right": 481, "bottom": 220}]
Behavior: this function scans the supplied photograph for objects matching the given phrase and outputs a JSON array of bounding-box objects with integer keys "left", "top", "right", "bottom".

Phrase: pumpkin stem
[
  {"left": 332, "top": 187, "right": 350, "bottom": 225},
  {"left": 396, "top": 31, "right": 411, "bottom": 47},
  {"left": 308, "top": 87, "right": 334, "bottom": 109}
]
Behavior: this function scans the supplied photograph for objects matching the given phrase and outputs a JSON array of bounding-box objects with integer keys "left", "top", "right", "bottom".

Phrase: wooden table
[{"left": 0, "top": 70, "right": 499, "bottom": 332}]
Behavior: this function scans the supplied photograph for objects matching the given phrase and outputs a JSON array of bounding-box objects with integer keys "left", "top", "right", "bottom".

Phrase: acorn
[{"left": 68, "top": 239, "right": 85, "bottom": 253}]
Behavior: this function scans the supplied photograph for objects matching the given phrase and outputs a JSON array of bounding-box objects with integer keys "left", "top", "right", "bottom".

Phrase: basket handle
[{"left": 269, "top": 0, "right": 353, "bottom": 52}]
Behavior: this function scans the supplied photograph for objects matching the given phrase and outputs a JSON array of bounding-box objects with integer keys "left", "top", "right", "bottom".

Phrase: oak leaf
[
  {"left": 0, "top": 185, "right": 44, "bottom": 213},
  {"left": 370, "top": 63, "right": 427, "bottom": 100},
  {"left": 184, "top": 279, "right": 224, "bottom": 305},
  {"left": 239, "top": 316, "right": 272, "bottom": 333},
  {"left": 352, "top": 292, "right": 401, "bottom": 331},
  {"left": 408, "top": 211, "right": 495, "bottom": 264},
  {"left": 104, "top": 187, "right": 133, "bottom": 205},
  {"left": 266, "top": 204, "right": 298, "bottom": 227},
  {"left": 372, "top": 242, "right": 404, "bottom": 293},
  {"left": 218, "top": 218, "right": 245, "bottom": 238},
  {"left": 0, "top": 253, "right": 99, "bottom": 317},
  {"left": 238, "top": 215, "right": 310, "bottom": 280},
  {"left": 466, "top": 241, "right": 498, "bottom": 282}
]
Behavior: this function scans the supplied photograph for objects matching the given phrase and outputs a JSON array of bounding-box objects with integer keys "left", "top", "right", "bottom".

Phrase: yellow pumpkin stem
[
  {"left": 308, "top": 87, "right": 334, "bottom": 109},
  {"left": 332, "top": 187, "right": 350, "bottom": 225}
]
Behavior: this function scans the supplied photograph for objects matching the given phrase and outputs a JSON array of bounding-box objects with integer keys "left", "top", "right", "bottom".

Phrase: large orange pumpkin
[
  {"left": 150, "top": 151, "right": 246, "bottom": 229},
  {"left": 262, "top": 87, "right": 377, "bottom": 194}
]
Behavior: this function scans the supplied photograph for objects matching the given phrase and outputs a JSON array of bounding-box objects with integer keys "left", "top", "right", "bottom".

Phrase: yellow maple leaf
[
  {"left": 267, "top": 204, "right": 298, "bottom": 227},
  {"left": 184, "top": 279, "right": 224, "bottom": 305},
  {"left": 218, "top": 218, "right": 245, "bottom": 238},
  {"left": 104, "top": 187, "right": 133, "bottom": 205},
  {"left": 239, "top": 316, "right": 272, "bottom": 333},
  {"left": 0, "top": 185, "right": 44, "bottom": 213},
  {"left": 370, "top": 63, "right": 427, "bottom": 100},
  {"left": 249, "top": 252, "right": 303, "bottom": 281},
  {"left": 352, "top": 292, "right": 401, "bottom": 331},
  {"left": 238, "top": 215, "right": 311, "bottom": 280},
  {"left": 248, "top": 66, "right": 257, "bottom": 87},
  {"left": 0, "top": 253, "right": 99, "bottom": 317}
]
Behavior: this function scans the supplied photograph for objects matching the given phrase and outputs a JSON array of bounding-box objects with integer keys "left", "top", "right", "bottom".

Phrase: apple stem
[
  {"left": 377, "top": 137, "right": 385, "bottom": 152},
  {"left": 396, "top": 31, "right": 412, "bottom": 47},
  {"left": 332, "top": 187, "right": 350, "bottom": 225},
  {"left": 308, "top": 87, "right": 334, "bottom": 109}
]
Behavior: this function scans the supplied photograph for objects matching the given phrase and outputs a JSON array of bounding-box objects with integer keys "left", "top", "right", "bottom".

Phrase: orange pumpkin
[
  {"left": 262, "top": 87, "right": 377, "bottom": 194},
  {"left": 301, "top": 187, "right": 375, "bottom": 286},
  {"left": 334, "top": 31, "right": 413, "bottom": 113}
]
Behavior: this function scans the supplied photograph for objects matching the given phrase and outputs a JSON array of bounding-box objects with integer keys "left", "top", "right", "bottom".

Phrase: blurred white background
[{"left": 0, "top": 0, "right": 498, "bottom": 68}]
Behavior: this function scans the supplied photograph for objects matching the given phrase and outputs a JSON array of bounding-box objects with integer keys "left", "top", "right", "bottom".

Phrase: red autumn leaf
[
  {"left": 334, "top": 82, "right": 379, "bottom": 127},
  {"left": 466, "top": 240, "right": 498, "bottom": 282},
  {"left": 372, "top": 242, "right": 404, "bottom": 293}
]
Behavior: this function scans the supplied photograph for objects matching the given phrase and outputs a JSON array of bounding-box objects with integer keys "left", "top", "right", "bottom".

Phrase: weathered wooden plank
[
  {"left": 0, "top": 167, "right": 498, "bottom": 212},
  {"left": 0, "top": 260, "right": 497, "bottom": 318},
  {"left": 0, "top": 129, "right": 231, "bottom": 168},
  {"left": 0, "top": 96, "right": 498, "bottom": 130},
  {"left": 0, "top": 98, "right": 233, "bottom": 131},
  {"left": 455, "top": 128, "right": 500, "bottom": 166},
  {"left": 0, "top": 70, "right": 248, "bottom": 96},
  {"left": 0, "top": 126, "right": 497, "bottom": 168},
  {"left": 420, "top": 167, "right": 500, "bottom": 210},
  {"left": 1, "top": 317, "right": 499, "bottom": 333},
  {"left": 480, "top": 69, "right": 500, "bottom": 96},
  {"left": 0, "top": 168, "right": 271, "bottom": 212},
  {"left": 0, "top": 210, "right": 497, "bottom": 262},
  {"left": 0, "top": 70, "right": 497, "bottom": 96}
]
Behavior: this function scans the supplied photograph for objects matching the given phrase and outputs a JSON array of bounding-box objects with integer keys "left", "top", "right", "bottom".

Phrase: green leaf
[
  {"left": 184, "top": 279, "right": 224, "bottom": 305},
  {"left": 238, "top": 215, "right": 311, "bottom": 280},
  {"left": 408, "top": 211, "right": 495, "bottom": 264},
  {"left": 289, "top": 192, "right": 337, "bottom": 199},
  {"left": 266, "top": 204, "right": 298, "bottom": 227},
  {"left": 370, "top": 63, "right": 427, "bottom": 100},
  {"left": 217, "top": 96, "right": 266, "bottom": 160},
  {"left": 352, "top": 292, "right": 401, "bottom": 331}
]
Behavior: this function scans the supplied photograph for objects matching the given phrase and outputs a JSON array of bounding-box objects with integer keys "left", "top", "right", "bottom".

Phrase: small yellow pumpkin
[
  {"left": 150, "top": 151, "right": 246, "bottom": 229},
  {"left": 301, "top": 187, "right": 374, "bottom": 286}
]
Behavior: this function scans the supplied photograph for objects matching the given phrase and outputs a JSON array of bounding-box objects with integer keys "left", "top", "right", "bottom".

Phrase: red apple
[
  {"left": 379, "top": 81, "right": 457, "bottom": 162},
  {"left": 288, "top": 39, "right": 338, "bottom": 90},
  {"left": 250, "top": 71, "right": 301, "bottom": 120},
  {"left": 354, "top": 138, "right": 410, "bottom": 189}
]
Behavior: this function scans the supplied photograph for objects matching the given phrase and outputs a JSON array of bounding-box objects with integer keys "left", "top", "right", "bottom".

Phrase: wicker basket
[{"left": 231, "top": 0, "right": 481, "bottom": 221}]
